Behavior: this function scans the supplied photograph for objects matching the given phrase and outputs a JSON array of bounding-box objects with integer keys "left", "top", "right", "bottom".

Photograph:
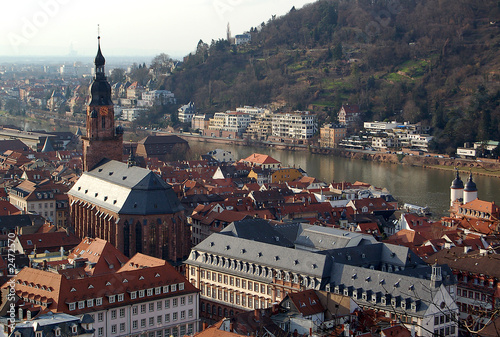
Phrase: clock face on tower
[{"left": 100, "top": 107, "right": 109, "bottom": 116}]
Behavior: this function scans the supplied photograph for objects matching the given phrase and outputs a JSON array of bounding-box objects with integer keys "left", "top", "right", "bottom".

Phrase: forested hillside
[{"left": 163, "top": 0, "right": 500, "bottom": 154}]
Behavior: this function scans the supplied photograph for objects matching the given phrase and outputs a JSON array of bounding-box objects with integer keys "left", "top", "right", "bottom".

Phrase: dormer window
[
  {"left": 108, "top": 295, "right": 116, "bottom": 303},
  {"left": 139, "top": 290, "right": 145, "bottom": 298},
  {"left": 163, "top": 285, "right": 169, "bottom": 293},
  {"left": 55, "top": 327, "right": 61, "bottom": 337},
  {"left": 72, "top": 325, "right": 78, "bottom": 334},
  {"left": 147, "top": 288, "right": 153, "bottom": 296},
  {"left": 178, "top": 283, "right": 184, "bottom": 291},
  {"left": 117, "top": 294, "right": 124, "bottom": 302},
  {"left": 36, "top": 332, "right": 43, "bottom": 337},
  {"left": 171, "top": 284, "right": 177, "bottom": 292}
]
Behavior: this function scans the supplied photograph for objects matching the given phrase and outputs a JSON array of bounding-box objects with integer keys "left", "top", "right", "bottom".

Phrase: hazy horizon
[{"left": 1, "top": 0, "right": 316, "bottom": 60}]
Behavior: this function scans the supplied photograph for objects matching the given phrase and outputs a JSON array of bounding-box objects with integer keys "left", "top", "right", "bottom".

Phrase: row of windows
[
  {"left": 130, "top": 296, "right": 194, "bottom": 315},
  {"left": 459, "top": 276, "right": 495, "bottom": 287},
  {"left": 193, "top": 262, "right": 317, "bottom": 288},
  {"left": 98, "top": 323, "right": 194, "bottom": 337},
  {"left": 199, "top": 270, "right": 272, "bottom": 295},
  {"left": 131, "top": 309, "right": 194, "bottom": 328},
  {"left": 433, "top": 325, "right": 456, "bottom": 336},
  {"left": 130, "top": 283, "right": 185, "bottom": 300},
  {"left": 457, "top": 302, "right": 487, "bottom": 315},
  {"left": 30, "top": 202, "right": 54, "bottom": 210},
  {"left": 457, "top": 288, "right": 489, "bottom": 301},
  {"left": 434, "top": 314, "right": 453, "bottom": 326},
  {"left": 68, "top": 284, "right": 186, "bottom": 311},
  {"left": 201, "top": 285, "right": 272, "bottom": 309},
  {"left": 93, "top": 297, "right": 194, "bottom": 323}
]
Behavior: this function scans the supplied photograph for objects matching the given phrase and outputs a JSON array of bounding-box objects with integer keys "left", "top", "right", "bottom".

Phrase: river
[{"left": 188, "top": 140, "right": 500, "bottom": 218}]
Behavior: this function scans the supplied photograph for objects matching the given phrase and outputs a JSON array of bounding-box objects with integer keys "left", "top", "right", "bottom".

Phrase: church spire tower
[{"left": 82, "top": 34, "right": 123, "bottom": 171}]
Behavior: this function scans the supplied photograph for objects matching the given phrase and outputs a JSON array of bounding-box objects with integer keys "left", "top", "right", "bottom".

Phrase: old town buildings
[{"left": 1, "top": 237, "right": 199, "bottom": 337}]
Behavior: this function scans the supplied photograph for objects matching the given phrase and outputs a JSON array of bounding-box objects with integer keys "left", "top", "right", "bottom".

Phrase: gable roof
[
  {"left": 241, "top": 153, "right": 280, "bottom": 165},
  {"left": 221, "top": 219, "right": 295, "bottom": 247},
  {"left": 287, "top": 289, "right": 325, "bottom": 316},
  {"left": 294, "top": 225, "right": 378, "bottom": 251},
  {"left": 67, "top": 237, "right": 128, "bottom": 276},
  {"left": 19, "top": 229, "right": 80, "bottom": 250}
]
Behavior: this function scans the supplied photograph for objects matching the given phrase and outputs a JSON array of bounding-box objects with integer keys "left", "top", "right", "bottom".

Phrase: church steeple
[
  {"left": 89, "top": 35, "right": 112, "bottom": 106},
  {"left": 82, "top": 32, "right": 123, "bottom": 172}
]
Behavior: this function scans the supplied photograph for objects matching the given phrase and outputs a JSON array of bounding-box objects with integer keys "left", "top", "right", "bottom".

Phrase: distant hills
[{"left": 163, "top": 0, "right": 500, "bottom": 154}]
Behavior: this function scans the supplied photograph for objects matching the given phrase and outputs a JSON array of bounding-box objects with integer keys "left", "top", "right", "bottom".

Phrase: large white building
[
  {"left": 139, "top": 90, "right": 176, "bottom": 107},
  {"left": 272, "top": 111, "right": 317, "bottom": 139},
  {"left": 185, "top": 221, "right": 458, "bottom": 337},
  {"left": 207, "top": 111, "right": 252, "bottom": 136},
  {"left": 225, "top": 111, "right": 252, "bottom": 134},
  {"left": 121, "top": 107, "right": 146, "bottom": 121},
  {"left": 236, "top": 106, "right": 266, "bottom": 116},
  {"left": 364, "top": 121, "right": 401, "bottom": 132},
  {"left": 178, "top": 102, "right": 196, "bottom": 124}
]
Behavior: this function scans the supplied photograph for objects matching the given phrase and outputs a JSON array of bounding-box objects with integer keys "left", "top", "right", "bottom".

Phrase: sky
[{"left": 1, "top": 0, "right": 316, "bottom": 60}]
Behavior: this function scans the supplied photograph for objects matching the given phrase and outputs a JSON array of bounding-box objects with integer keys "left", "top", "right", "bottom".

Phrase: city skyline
[{"left": 1, "top": 0, "right": 316, "bottom": 59}]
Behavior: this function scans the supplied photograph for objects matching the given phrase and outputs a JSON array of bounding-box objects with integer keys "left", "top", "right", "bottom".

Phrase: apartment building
[
  {"left": 272, "top": 112, "right": 317, "bottom": 140},
  {"left": 320, "top": 124, "right": 346, "bottom": 148}
]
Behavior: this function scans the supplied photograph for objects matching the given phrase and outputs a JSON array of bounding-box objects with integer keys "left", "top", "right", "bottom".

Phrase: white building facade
[{"left": 272, "top": 112, "right": 317, "bottom": 139}]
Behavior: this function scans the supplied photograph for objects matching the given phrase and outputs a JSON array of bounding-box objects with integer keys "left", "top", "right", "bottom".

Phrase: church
[{"left": 68, "top": 37, "right": 191, "bottom": 265}]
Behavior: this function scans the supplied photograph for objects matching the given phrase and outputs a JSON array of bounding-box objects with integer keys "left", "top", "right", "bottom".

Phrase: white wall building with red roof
[{"left": 1, "top": 237, "right": 200, "bottom": 337}]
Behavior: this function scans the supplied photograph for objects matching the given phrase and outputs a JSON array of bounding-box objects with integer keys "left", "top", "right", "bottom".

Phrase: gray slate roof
[
  {"left": 220, "top": 219, "right": 295, "bottom": 248},
  {"left": 328, "top": 262, "right": 455, "bottom": 317},
  {"left": 294, "top": 226, "right": 378, "bottom": 251},
  {"left": 189, "top": 233, "right": 331, "bottom": 280},
  {"left": 11, "top": 312, "right": 94, "bottom": 337},
  {"left": 323, "top": 242, "right": 426, "bottom": 269},
  {"left": 68, "top": 159, "right": 183, "bottom": 215}
]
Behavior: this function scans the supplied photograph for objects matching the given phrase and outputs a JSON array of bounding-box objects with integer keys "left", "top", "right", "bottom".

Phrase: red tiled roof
[
  {"left": 356, "top": 222, "right": 379, "bottom": 234},
  {"left": 3, "top": 241, "right": 198, "bottom": 315},
  {"left": 381, "top": 325, "right": 410, "bottom": 337},
  {"left": 287, "top": 289, "right": 324, "bottom": 316},
  {"left": 242, "top": 153, "right": 280, "bottom": 165},
  {"left": 460, "top": 199, "right": 499, "bottom": 217},
  {"left": 341, "top": 104, "right": 361, "bottom": 115},
  {"left": 0, "top": 199, "right": 22, "bottom": 216},
  {"left": 67, "top": 237, "right": 128, "bottom": 276},
  {"left": 18, "top": 231, "right": 81, "bottom": 253},
  {"left": 193, "top": 320, "right": 247, "bottom": 337}
]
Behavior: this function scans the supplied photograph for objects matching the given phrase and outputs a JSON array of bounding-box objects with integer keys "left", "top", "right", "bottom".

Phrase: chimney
[
  {"left": 229, "top": 322, "right": 234, "bottom": 332},
  {"left": 254, "top": 309, "right": 260, "bottom": 322}
]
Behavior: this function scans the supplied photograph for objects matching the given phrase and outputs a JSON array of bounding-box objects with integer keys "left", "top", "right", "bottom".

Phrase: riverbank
[{"left": 176, "top": 133, "right": 500, "bottom": 178}]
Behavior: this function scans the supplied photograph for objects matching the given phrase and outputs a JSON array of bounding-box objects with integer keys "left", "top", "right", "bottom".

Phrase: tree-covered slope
[{"left": 163, "top": 0, "right": 500, "bottom": 154}]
